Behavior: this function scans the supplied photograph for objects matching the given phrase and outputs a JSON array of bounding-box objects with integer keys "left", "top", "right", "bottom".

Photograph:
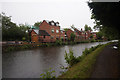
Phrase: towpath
[{"left": 91, "top": 42, "right": 120, "bottom": 78}]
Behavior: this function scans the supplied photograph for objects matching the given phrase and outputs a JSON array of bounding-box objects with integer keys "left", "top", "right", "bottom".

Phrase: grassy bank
[{"left": 59, "top": 42, "right": 112, "bottom": 78}]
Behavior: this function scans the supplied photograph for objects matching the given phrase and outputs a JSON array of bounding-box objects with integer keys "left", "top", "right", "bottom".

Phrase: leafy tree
[
  {"left": 96, "top": 31, "right": 103, "bottom": 40},
  {"left": 90, "top": 34, "right": 93, "bottom": 39},
  {"left": 70, "top": 33, "right": 76, "bottom": 41},
  {"left": 84, "top": 24, "right": 92, "bottom": 31},
  {"left": 2, "top": 12, "right": 18, "bottom": 41},
  {"left": 34, "top": 21, "right": 42, "bottom": 29},
  {"left": 88, "top": 2, "right": 120, "bottom": 39},
  {"left": 1, "top": 12, "right": 31, "bottom": 41}
]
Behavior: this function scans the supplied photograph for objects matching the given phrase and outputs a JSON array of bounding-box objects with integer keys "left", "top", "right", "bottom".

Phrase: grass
[{"left": 58, "top": 42, "right": 112, "bottom": 78}]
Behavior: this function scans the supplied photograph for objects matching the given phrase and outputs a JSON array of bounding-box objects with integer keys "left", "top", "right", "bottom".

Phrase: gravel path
[{"left": 91, "top": 42, "right": 120, "bottom": 78}]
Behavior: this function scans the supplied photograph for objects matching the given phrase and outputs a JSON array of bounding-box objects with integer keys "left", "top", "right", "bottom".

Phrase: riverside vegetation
[
  {"left": 59, "top": 42, "right": 112, "bottom": 78},
  {"left": 3, "top": 39, "right": 104, "bottom": 53},
  {"left": 64, "top": 44, "right": 102, "bottom": 67},
  {"left": 39, "top": 42, "right": 111, "bottom": 79}
]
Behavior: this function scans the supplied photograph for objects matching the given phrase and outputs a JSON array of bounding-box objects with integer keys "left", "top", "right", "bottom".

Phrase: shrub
[
  {"left": 55, "top": 40, "right": 63, "bottom": 46},
  {"left": 83, "top": 48, "right": 90, "bottom": 55},
  {"left": 40, "top": 68, "right": 56, "bottom": 79},
  {"left": 90, "top": 39, "right": 96, "bottom": 42},
  {"left": 64, "top": 49, "right": 79, "bottom": 67},
  {"left": 64, "top": 44, "right": 103, "bottom": 67}
]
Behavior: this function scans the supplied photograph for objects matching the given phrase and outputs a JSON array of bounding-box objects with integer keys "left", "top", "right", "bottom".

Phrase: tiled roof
[{"left": 39, "top": 30, "right": 50, "bottom": 36}]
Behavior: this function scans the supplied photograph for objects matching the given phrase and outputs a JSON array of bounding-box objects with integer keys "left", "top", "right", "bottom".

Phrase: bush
[
  {"left": 83, "top": 48, "right": 90, "bottom": 55},
  {"left": 55, "top": 40, "right": 63, "bottom": 46},
  {"left": 64, "top": 44, "right": 103, "bottom": 67},
  {"left": 90, "top": 39, "right": 96, "bottom": 42},
  {"left": 40, "top": 68, "right": 56, "bottom": 79},
  {"left": 64, "top": 49, "right": 79, "bottom": 67}
]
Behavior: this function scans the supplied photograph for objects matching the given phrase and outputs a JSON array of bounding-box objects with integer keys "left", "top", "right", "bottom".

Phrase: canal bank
[
  {"left": 2, "top": 42, "right": 108, "bottom": 78},
  {"left": 2, "top": 40, "right": 104, "bottom": 53},
  {"left": 58, "top": 42, "right": 113, "bottom": 78}
]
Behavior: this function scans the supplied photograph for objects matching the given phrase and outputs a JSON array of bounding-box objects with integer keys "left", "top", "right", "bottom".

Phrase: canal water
[{"left": 3, "top": 42, "right": 109, "bottom": 78}]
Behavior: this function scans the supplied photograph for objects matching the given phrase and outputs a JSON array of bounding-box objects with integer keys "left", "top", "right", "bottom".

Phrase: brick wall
[
  {"left": 66, "top": 29, "right": 74, "bottom": 39},
  {"left": 39, "top": 20, "right": 65, "bottom": 42},
  {"left": 31, "top": 30, "right": 39, "bottom": 42}
]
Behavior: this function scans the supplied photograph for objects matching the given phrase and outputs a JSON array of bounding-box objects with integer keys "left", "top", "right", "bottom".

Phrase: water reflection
[{"left": 3, "top": 42, "right": 108, "bottom": 78}]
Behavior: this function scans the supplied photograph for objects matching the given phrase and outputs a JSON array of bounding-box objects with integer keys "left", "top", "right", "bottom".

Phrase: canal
[{"left": 3, "top": 42, "right": 108, "bottom": 78}]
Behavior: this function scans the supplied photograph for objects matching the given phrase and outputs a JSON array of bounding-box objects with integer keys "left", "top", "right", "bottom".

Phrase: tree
[
  {"left": 70, "top": 33, "right": 76, "bottom": 41},
  {"left": 90, "top": 34, "right": 94, "bottom": 39},
  {"left": 96, "top": 31, "right": 103, "bottom": 40},
  {"left": 84, "top": 24, "right": 92, "bottom": 31},
  {"left": 34, "top": 21, "right": 42, "bottom": 29},
  {"left": 88, "top": 2, "right": 120, "bottom": 39},
  {"left": 19, "top": 24, "right": 30, "bottom": 41},
  {"left": 2, "top": 12, "right": 18, "bottom": 41},
  {"left": 1, "top": 12, "right": 31, "bottom": 41}
]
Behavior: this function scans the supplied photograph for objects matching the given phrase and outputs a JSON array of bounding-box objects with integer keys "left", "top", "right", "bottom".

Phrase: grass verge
[{"left": 58, "top": 42, "right": 112, "bottom": 78}]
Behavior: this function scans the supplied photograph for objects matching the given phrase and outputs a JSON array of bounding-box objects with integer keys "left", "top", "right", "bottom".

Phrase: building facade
[
  {"left": 31, "top": 20, "right": 65, "bottom": 42},
  {"left": 31, "top": 20, "right": 97, "bottom": 43}
]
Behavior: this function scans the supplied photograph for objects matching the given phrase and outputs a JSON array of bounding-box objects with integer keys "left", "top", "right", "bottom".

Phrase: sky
[{"left": 0, "top": 0, "right": 96, "bottom": 30}]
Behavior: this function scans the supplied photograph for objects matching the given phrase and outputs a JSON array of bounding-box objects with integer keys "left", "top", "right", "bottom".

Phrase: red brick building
[
  {"left": 31, "top": 20, "right": 97, "bottom": 43},
  {"left": 31, "top": 20, "right": 65, "bottom": 42},
  {"left": 65, "top": 29, "right": 74, "bottom": 39}
]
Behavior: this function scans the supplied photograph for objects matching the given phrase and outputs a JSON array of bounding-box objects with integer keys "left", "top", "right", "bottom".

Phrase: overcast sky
[{"left": 0, "top": 0, "right": 96, "bottom": 30}]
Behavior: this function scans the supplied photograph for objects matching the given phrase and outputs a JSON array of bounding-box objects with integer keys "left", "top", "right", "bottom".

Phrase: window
[
  {"left": 56, "top": 30, "right": 59, "bottom": 33},
  {"left": 51, "top": 22, "right": 54, "bottom": 26},
  {"left": 51, "top": 29, "right": 54, "bottom": 33},
  {"left": 56, "top": 23, "right": 59, "bottom": 26}
]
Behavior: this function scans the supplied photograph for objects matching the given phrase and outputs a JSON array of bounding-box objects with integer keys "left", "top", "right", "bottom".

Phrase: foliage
[
  {"left": 55, "top": 40, "right": 63, "bottom": 46},
  {"left": 65, "top": 49, "right": 79, "bottom": 67},
  {"left": 70, "top": 33, "right": 76, "bottom": 41},
  {"left": 90, "top": 34, "right": 93, "bottom": 39},
  {"left": 34, "top": 21, "right": 42, "bottom": 27},
  {"left": 88, "top": 2, "right": 120, "bottom": 39},
  {"left": 59, "top": 43, "right": 111, "bottom": 78},
  {"left": 90, "top": 39, "right": 96, "bottom": 42},
  {"left": 34, "top": 21, "right": 42, "bottom": 29},
  {"left": 1, "top": 12, "right": 30, "bottom": 41},
  {"left": 64, "top": 44, "right": 102, "bottom": 67},
  {"left": 96, "top": 31, "right": 103, "bottom": 40},
  {"left": 40, "top": 68, "right": 56, "bottom": 79},
  {"left": 84, "top": 24, "right": 92, "bottom": 31}
]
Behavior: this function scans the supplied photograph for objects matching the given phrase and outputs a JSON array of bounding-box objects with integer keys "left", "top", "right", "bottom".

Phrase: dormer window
[
  {"left": 56, "top": 23, "right": 59, "bottom": 26},
  {"left": 51, "top": 22, "right": 54, "bottom": 26}
]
